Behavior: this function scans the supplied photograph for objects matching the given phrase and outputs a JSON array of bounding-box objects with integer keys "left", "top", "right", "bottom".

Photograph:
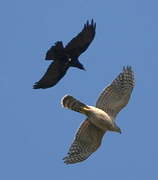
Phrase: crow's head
[{"left": 70, "top": 59, "right": 85, "bottom": 70}]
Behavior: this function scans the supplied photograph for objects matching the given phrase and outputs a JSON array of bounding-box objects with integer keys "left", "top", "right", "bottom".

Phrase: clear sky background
[{"left": 0, "top": 0, "right": 158, "bottom": 179}]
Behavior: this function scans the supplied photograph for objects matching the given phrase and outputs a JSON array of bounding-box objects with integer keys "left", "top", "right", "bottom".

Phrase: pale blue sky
[{"left": 0, "top": 0, "right": 158, "bottom": 179}]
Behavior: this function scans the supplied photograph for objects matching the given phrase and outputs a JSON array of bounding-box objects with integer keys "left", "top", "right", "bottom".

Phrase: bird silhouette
[{"left": 33, "top": 19, "right": 96, "bottom": 89}]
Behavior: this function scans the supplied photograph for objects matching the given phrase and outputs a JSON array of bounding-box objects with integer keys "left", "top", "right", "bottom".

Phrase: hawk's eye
[{"left": 68, "top": 58, "right": 72, "bottom": 62}]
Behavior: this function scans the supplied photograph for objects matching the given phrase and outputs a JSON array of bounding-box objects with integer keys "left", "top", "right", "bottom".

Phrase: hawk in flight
[
  {"left": 61, "top": 66, "right": 134, "bottom": 164},
  {"left": 33, "top": 20, "right": 96, "bottom": 89}
]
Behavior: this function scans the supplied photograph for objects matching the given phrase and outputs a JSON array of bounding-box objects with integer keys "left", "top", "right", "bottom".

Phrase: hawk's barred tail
[{"left": 61, "top": 95, "right": 90, "bottom": 115}]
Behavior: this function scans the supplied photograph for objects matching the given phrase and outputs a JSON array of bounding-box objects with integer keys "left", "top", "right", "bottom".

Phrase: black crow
[{"left": 33, "top": 19, "right": 96, "bottom": 89}]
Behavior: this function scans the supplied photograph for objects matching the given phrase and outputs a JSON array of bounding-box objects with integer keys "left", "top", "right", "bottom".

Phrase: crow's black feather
[{"left": 33, "top": 20, "right": 96, "bottom": 89}]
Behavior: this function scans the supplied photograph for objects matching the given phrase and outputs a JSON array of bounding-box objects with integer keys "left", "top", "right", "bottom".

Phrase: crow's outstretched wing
[
  {"left": 45, "top": 41, "right": 64, "bottom": 60},
  {"left": 65, "top": 19, "right": 96, "bottom": 57},
  {"left": 63, "top": 119, "right": 105, "bottom": 164},
  {"left": 33, "top": 61, "right": 69, "bottom": 89}
]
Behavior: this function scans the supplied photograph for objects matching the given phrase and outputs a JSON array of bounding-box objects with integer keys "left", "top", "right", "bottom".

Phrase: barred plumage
[
  {"left": 96, "top": 66, "right": 134, "bottom": 119},
  {"left": 62, "top": 66, "right": 135, "bottom": 164},
  {"left": 61, "top": 95, "right": 90, "bottom": 115},
  {"left": 63, "top": 120, "right": 105, "bottom": 164}
]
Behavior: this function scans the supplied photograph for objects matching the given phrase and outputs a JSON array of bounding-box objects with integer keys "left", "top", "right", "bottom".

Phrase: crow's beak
[{"left": 82, "top": 67, "right": 86, "bottom": 71}]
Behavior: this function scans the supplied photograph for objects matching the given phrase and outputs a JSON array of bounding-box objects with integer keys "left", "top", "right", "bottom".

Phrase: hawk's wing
[
  {"left": 33, "top": 61, "right": 69, "bottom": 89},
  {"left": 65, "top": 19, "right": 96, "bottom": 57},
  {"left": 96, "top": 66, "right": 134, "bottom": 119},
  {"left": 45, "top": 41, "right": 64, "bottom": 60},
  {"left": 63, "top": 119, "right": 105, "bottom": 164}
]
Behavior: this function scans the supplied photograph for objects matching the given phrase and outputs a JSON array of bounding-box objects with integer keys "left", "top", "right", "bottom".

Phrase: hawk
[
  {"left": 33, "top": 19, "right": 96, "bottom": 89},
  {"left": 61, "top": 66, "right": 134, "bottom": 164}
]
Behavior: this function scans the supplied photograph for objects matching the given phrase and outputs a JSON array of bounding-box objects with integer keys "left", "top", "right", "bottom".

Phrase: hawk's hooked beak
[{"left": 118, "top": 128, "right": 122, "bottom": 134}]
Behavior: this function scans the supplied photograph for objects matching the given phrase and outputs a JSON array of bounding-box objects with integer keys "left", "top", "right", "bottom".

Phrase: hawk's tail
[{"left": 61, "top": 95, "right": 90, "bottom": 115}]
